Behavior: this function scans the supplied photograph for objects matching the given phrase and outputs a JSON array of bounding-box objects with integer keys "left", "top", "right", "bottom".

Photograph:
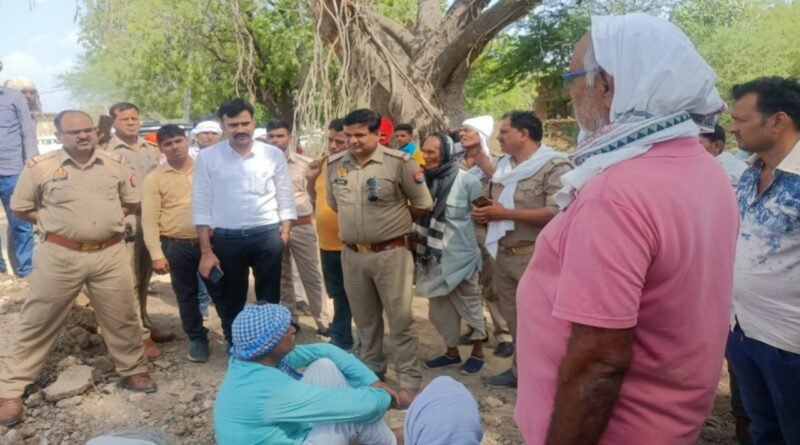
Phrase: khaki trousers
[
  {"left": 0, "top": 241, "right": 148, "bottom": 397},
  {"left": 476, "top": 225, "right": 512, "bottom": 344},
  {"left": 494, "top": 248, "right": 534, "bottom": 376},
  {"left": 125, "top": 215, "right": 152, "bottom": 340},
  {"left": 280, "top": 224, "right": 330, "bottom": 329},
  {"left": 341, "top": 246, "right": 420, "bottom": 389},
  {"left": 428, "top": 270, "right": 486, "bottom": 348}
]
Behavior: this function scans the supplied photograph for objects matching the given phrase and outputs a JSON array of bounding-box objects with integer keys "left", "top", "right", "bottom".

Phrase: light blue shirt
[
  {"left": 0, "top": 87, "right": 37, "bottom": 176},
  {"left": 193, "top": 140, "right": 297, "bottom": 229},
  {"left": 214, "top": 343, "right": 391, "bottom": 445},
  {"left": 415, "top": 170, "right": 482, "bottom": 297},
  {"left": 398, "top": 141, "right": 416, "bottom": 157},
  {"left": 733, "top": 140, "right": 800, "bottom": 354}
]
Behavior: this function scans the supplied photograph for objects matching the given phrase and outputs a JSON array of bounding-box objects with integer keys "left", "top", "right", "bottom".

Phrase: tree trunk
[{"left": 313, "top": 0, "right": 539, "bottom": 135}]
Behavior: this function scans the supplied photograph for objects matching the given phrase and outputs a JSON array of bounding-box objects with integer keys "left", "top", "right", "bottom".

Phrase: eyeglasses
[
  {"left": 366, "top": 176, "right": 379, "bottom": 202},
  {"left": 561, "top": 69, "right": 593, "bottom": 87}
]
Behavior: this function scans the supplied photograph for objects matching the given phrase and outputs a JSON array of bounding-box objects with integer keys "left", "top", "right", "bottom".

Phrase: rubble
[{"left": 43, "top": 365, "right": 94, "bottom": 402}]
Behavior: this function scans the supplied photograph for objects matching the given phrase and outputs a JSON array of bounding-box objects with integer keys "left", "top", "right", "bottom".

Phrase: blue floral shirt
[{"left": 733, "top": 142, "right": 800, "bottom": 354}]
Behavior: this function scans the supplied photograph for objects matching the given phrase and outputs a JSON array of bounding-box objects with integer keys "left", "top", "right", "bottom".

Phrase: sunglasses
[{"left": 366, "top": 176, "right": 379, "bottom": 202}]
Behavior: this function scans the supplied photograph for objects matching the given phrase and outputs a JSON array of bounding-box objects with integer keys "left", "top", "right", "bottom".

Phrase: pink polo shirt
[{"left": 515, "top": 138, "right": 739, "bottom": 445}]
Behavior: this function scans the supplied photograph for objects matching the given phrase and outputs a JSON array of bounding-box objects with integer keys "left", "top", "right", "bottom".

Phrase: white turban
[
  {"left": 192, "top": 120, "right": 222, "bottom": 136},
  {"left": 460, "top": 116, "right": 493, "bottom": 157},
  {"left": 3, "top": 77, "right": 36, "bottom": 91}
]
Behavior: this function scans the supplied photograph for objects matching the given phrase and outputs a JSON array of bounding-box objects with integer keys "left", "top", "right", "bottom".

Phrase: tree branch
[
  {"left": 428, "top": 0, "right": 538, "bottom": 86},
  {"left": 371, "top": 9, "right": 415, "bottom": 55},
  {"left": 416, "top": 0, "right": 444, "bottom": 38}
]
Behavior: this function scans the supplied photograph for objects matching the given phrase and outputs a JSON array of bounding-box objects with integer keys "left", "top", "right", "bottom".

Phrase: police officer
[
  {"left": 327, "top": 109, "right": 432, "bottom": 408},
  {"left": 107, "top": 102, "right": 174, "bottom": 360},
  {"left": 0, "top": 110, "right": 155, "bottom": 427}
]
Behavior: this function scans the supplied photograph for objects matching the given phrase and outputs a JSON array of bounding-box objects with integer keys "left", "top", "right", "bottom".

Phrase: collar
[
  {"left": 163, "top": 157, "right": 194, "bottom": 173},
  {"left": 286, "top": 150, "right": 299, "bottom": 163},
  {"left": 776, "top": 138, "right": 800, "bottom": 175},
  {"left": 108, "top": 135, "right": 150, "bottom": 151},
  {"left": 58, "top": 149, "right": 101, "bottom": 167},
  {"left": 225, "top": 141, "right": 255, "bottom": 159},
  {"left": 343, "top": 145, "right": 386, "bottom": 166}
]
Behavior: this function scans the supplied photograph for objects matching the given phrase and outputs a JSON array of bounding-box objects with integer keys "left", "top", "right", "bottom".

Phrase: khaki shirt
[
  {"left": 286, "top": 151, "right": 314, "bottom": 217},
  {"left": 489, "top": 156, "right": 572, "bottom": 248},
  {"left": 141, "top": 160, "right": 197, "bottom": 260},
  {"left": 327, "top": 146, "right": 432, "bottom": 244},
  {"left": 11, "top": 148, "right": 138, "bottom": 243},
  {"left": 107, "top": 135, "right": 160, "bottom": 199}
]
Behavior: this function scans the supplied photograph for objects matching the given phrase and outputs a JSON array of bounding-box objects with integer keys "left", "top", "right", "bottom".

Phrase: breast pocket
[
  {"left": 45, "top": 182, "right": 77, "bottom": 205},
  {"left": 332, "top": 181, "right": 355, "bottom": 206},
  {"left": 371, "top": 177, "right": 398, "bottom": 205},
  {"left": 248, "top": 172, "right": 274, "bottom": 195},
  {"left": 516, "top": 180, "right": 546, "bottom": 209}
]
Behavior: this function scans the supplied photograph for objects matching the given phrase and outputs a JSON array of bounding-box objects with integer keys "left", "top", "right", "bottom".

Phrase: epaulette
[
  {"left": 548, "top": 157, "right": 573, "bottom": 168},
  {"left": 26, "top": 151, "right": 58, "bottom": 167},
  {"left": 327, "top": 151, "right": 347, "bottom": 165},
  {"left": 382, "top": 146, "right": 411, "bottom": 161},
  {"left": 97, "top": 150, "right": 125, "bottom": 163}
]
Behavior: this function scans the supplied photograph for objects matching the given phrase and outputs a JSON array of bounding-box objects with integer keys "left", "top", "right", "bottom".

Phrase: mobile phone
[
  {"left": 209, "top": 266, "right": 224, "bottom": 284},
  {"left": 472, "top": 196, "right": 492, "bottom": 208}
]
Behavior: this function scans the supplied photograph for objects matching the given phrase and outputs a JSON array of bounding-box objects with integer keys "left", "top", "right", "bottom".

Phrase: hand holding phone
[{"left": 472, "top": 196, "right": 492, "bottom": 208}]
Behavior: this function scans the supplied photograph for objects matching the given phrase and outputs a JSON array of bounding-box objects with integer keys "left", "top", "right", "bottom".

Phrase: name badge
[{"left": 334, "top": 179, "right": 348, "bottom": 185}]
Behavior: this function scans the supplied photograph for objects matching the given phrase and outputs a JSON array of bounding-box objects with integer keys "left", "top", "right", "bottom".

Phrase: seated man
[
  {"left": 214, "top": 303, "right": 398, "bottom": 445},
  {"left": 400, "top": 376, "right": 483, "bottom": 445}
]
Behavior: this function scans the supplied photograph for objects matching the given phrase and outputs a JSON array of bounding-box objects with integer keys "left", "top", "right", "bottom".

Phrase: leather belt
[
  {"left": 46, "top": 233, "right": 124, "bottom": 251},
  {"left": 500, "top": 243, "right": 535, "bottom": 256},
  {"left": 160, "top": 236, "right": 200, "bottom": 245},
  {"left": 346, "top": 236, "right": 406, "bottom": 253},
  {"left": 294, "top": 215, "right": 313, "bottom": 226}
]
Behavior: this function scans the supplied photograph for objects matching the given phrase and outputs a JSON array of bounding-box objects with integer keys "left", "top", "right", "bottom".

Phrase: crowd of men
[{"left": 0, "top": 11, "right": 799, "bottom": 445}]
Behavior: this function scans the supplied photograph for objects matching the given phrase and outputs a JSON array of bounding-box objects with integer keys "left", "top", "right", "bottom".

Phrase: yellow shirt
[
  {"left": 315, "top": 162, "right": 342, "bottom": 251},
  {"left": 411, "top": 147, "right": 424, "bottom": 167},
  {"left": 141, "top": 160, "right": 197, "bottom": 260}
]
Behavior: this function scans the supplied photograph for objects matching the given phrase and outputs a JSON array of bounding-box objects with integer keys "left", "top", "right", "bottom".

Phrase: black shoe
[
  {"left": 187, "top": 339, "right": 210, "bottom": 363},
  {"left": 459, "top": 329, "right": 489, "bottom": 345},
  {"left": 423, "top": 354, "right": 461, "bottom": 369},
  {"left": 494, "top": 341, "right": 514, "bottom": 358},
  {"left": 459, "top": 356, "right": 485, "bottom": 375},
  {"left": 486, "top": 369, "right": 517, "bottom": 388}
]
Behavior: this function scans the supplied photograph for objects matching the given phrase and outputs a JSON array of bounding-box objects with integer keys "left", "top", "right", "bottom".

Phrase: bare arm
[
  {"left": 306, "top": 159, "right": 323, "bottom": 205},
  {"left": 409, "top": 207, "right": 429, "bottom": 220},
  {"left": 197, "top": 225, "right": 219, "bottom": 278},
  {"left": 546, "top": 324, "right": 634, "bottom": 445},
  {"left": 13, "top": 210, "right": 37, "bottom": 225}
]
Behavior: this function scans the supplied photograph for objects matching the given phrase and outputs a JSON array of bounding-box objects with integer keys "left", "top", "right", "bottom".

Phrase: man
[
  {"left": 190, "top": 120, "right": 222, "bottom": 159},
  {"left": 394, "top": 123, "right": 424, "bottom": 166},
  {"left": 214, "top": 303, "right": 397, "bottom": 445},
  {"left": 514, "top": 14, "right": 738, "bottom": 445},
  {"left": 0, "top": 70, "right": 37, "bottom": 278},
  {"left": 193, "top": 98, "right": 296, "bottom": 344},
  {"left": 0, "top": 110, "right": 156, "bottom": 426},
  {"left": 327, "top": 109, "right": 432, "bottom": 407},
  {"left": 142, "top": 125, "right": 211, "bottom": 363},
  {"left": 378, "top": 116, "right": 393, "bottom": 147},
  {"left": 307, "top": 119, "right": 356, "bottom": 350},
  {"left": 727, "top": 76, "right": 800, "bottom": 445},
  {"left": 107, "top": 102, "right": 174, "bottom": 360},
  {"left": 457, "top": 116, "right": 514, "bottom": 359},
  {"left": 189, "top": 119, "right": 223, "bottom": 319},
  {"left": 3, "top": 77, "right": 42, "bottom": 116},
  {"left": 414, "top": 133, "right": 486, "bottom": 375},
  {"left": 472, "top": 111, "right": 572, "bottom": 388},
  {"left": 267, "top": 119, "right": 330, "bottom": 335},
  {"left": 700, "top": 124, "right": 747, "bottom": 186}
]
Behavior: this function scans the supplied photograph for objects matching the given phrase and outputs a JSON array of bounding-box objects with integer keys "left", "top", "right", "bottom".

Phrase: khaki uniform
[
  {"left": 459, "top": 156, "right": 512, "bottom": 345},
  {"left": 327, "top": 146, "right": 432, "bottom": 389},
  {"left": 108, "top": 136, "right": 160, "bottom": 340},
  {"left": 0, "top": 149, "right": 148, "bottom": 397},
  {"left": 279, "top": 151, "right": 330, "bottom": 330},
  {"left": 489, "top": 156, "right": 572, "bottom": 375}
]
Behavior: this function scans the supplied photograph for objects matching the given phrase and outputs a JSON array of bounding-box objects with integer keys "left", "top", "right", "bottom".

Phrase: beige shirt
[
  {"left": 287, "top": 151, "right": 314, "bottom": 217},
  {"left": 488, "top": 157, "right": 572, "bottom": 248},
  {"left": 327, "top": 146, "right": 433, "bottom": 244},
  {"left": 107, "top": 135, "right": 160, "bottom": 199},
  {"left": 141, "top": 160, "right": 197, "bottom": 260},
  {"left": 11, "top": 148, "right": 138, "bottom": 243}
]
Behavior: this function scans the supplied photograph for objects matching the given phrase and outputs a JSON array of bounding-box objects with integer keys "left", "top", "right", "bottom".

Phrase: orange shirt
[{"left": 315, "top": 162, "right": 342, "bottom": 251}]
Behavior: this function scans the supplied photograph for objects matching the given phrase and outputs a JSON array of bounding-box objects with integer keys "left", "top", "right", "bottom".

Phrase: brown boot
[
  {"left": 0, "top": 397, "right": 23, "bottom": 426},
  {"left": 395, "top": 388, "right": 418, "bottom": 410},
  {"left": 119, "top": 373, "right": 157, "bottom": 393},
  {"left": 149, "top": 329, "right": 176, "bottom": 343},
  {"left": 143, "top": 339, "right": 161, "bottom": 361}
]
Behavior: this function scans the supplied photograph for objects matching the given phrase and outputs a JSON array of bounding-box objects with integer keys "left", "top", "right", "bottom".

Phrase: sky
[{"left": 0, "top": 0, "right": 82, "bottom": 113}]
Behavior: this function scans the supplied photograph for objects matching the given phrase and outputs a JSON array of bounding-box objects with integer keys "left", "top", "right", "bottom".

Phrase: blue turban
[{"left": 230, "top": 304, "right": 292, "bottom": 361}]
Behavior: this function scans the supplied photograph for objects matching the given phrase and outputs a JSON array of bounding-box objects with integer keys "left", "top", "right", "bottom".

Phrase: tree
[{"left": 305, "top": 0, "right": 540, "bottom": 134}]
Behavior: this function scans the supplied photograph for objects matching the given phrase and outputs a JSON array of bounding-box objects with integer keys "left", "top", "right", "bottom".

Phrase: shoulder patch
[
  {"left": 327, "top": 151, "right": 347, "bottom": 165},
  {"left": 383, "top": 147, "right": 411, "bottom": 161},
  {"left": 97, "top": 150, "right": 125, "bottom": 163}
]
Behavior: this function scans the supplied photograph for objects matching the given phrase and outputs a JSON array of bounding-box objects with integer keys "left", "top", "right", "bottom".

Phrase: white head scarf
[
  {"left": 555, "top": 13, "right": 725, "bottom": 208},
  {"left": 459, "top": 115, "right": 494, "bottom": 178}
]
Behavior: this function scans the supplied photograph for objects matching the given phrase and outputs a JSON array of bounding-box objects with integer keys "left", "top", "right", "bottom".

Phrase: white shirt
[
  {"left": 733, "top": 139, "right": 800, "bottom": 354},
  {"left": 192, "top": 140, "right": 297, "bottom": 229},
  {"left": 717, "top": 151, "right": 747, "bottom": 187}
]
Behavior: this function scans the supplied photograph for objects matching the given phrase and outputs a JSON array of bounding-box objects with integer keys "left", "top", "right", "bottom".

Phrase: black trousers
[
  {"left": 211, "top": 224, "right": 284, "bottom": 343},
  {"left": 162, "top": 237, "right": 209, "bottom": 341}
]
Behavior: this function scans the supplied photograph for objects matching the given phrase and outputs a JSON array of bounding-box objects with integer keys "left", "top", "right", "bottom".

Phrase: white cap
[
  {"left": 253, "top": 128, "right": 267, "bottom": 141},
  {"left": 193, "top": 120, "right": 222, "bottom": 135}
]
